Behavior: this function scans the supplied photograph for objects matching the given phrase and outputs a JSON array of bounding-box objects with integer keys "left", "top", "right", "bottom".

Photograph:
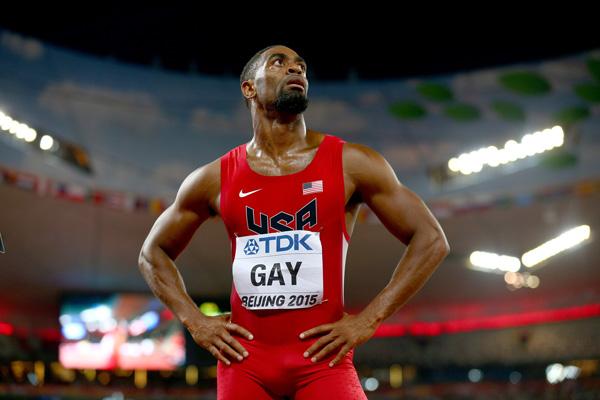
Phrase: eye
[{"left": 273, "top": 59, "right": 284, "bottom": 66}]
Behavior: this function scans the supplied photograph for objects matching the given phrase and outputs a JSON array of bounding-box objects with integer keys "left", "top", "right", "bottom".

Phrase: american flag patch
[{"left": 302, "top": 180, "right": 323, "bottom": 195}]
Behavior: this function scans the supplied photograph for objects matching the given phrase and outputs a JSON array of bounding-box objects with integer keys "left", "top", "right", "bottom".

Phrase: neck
[{"left": 248, "top": 109, "right": 308, "bottom": 157}]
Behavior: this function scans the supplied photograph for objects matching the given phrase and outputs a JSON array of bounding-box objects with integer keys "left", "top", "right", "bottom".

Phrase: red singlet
[{"left": 218, "top": 134, "right": 366, "bottom": 399}]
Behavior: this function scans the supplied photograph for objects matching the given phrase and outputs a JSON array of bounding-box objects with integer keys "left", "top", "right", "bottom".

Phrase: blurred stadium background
[{"left": 0, "top": 7, "right": 599, "bottom": 400}]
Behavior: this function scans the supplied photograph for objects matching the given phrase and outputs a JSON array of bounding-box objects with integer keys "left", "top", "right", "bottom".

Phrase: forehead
[{"left": 260, "top": 46, "right": 305, "bottom": 65}]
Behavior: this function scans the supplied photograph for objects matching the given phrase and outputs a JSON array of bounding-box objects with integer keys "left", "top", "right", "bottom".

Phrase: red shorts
[{"left": 217, "top": 338, "right": 367, "bottom": 400}]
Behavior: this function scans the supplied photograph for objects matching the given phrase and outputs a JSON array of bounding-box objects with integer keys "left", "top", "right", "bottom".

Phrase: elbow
[
  {"left": 434, "top": 229, "right": 450, "bottom": 260},
  {"left": 138, "top": 246, "right": 164, "bottom": 291},
  {"left": 138, "top": 243, "right": 155, "bottom": 276},
  {"left": 138, "top": 249, "right": 150, "bottom": 276},
  {"left": 138, "top": 250, "right": 147, "bottom": 270},
  {"left": 417, "top": 224, "right": 449, "bottom": 262}
]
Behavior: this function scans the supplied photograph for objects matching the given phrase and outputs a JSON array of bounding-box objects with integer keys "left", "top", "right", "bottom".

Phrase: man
[{"left": 139, "top": 45, "right": 449, "bottom": 399}]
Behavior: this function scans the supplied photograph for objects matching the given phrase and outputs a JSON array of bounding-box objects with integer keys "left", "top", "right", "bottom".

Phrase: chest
[
  {"left": 226, "top": 172, "right": 327, "bottom": 235},
  {"left": 245, "top": 149, "right": 318, "bottom": 176}
]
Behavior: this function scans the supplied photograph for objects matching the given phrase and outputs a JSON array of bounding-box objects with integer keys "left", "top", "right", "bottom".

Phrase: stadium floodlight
[
  {"left": 469, "top": 251, "right": 521, "bottom": 272},
  {"left": 448, "top": 126, "right": 564, "bottom": 176},
  {"left": 522, "top": 225, "right": 591, "bottom": 268}
]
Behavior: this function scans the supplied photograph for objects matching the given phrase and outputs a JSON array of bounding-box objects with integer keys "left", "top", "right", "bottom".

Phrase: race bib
[{"left": 233, "top": 230, "right": 323, "bottom": 310}]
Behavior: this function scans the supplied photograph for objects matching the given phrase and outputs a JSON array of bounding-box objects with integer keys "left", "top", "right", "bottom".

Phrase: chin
[{"left": 273, "top": 92, "right": 309, "bottom": 114}]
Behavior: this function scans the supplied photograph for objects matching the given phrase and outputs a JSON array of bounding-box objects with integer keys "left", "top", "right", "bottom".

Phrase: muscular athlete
[{"left": 139, "top": 45, "right": 449, "bottom": 399}]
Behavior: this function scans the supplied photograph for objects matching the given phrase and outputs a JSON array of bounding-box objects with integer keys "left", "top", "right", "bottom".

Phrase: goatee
[{"left": 272, "top": 92, "right": 309, "bottom": 114}]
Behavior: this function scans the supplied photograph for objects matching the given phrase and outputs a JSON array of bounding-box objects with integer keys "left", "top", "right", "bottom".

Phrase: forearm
[
  {"left": 358, "top": 228, "right": 449, "bottom": 327},
  {"left": 138, "top": 244, "right": 204, "bottom": 329}
]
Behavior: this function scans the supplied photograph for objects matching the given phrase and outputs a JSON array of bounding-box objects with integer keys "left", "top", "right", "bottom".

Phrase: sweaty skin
[{"left": 139, "top": 46, "right": 449, "bottom": 368}]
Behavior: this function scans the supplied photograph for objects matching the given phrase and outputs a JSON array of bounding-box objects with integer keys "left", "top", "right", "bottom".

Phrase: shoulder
[
  {"left": 342, "top": 142, "right": 396, "bottom": 179},
  {"left": 181, "top": 157, "right": 220, "bottom": 191},
  {"left": 342, "top": 141, "right": 382, "bottom": 161},
  {"left": 341, "top": 141, "right": 401, "bottom": 198},
  {"left": 175, "top": 157, "right": 221, "bottom": 215}
]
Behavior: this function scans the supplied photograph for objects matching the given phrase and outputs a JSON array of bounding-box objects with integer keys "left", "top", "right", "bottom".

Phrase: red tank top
[{"left": 220, "top": 134, "right": 349, "bottom": 344}]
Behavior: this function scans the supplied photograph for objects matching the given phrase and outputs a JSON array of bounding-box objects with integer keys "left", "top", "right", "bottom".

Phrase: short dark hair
[{"left": 240, "top": 45, "right": 282, "bottom": 107}]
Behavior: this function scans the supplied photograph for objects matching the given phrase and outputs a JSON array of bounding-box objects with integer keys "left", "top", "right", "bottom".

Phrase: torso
[
  {"left": 236, "top": 130, "right": 361, "bottom": 235},
  {"left": 219, "top": 132, "right": 353, "bottom": 343}
]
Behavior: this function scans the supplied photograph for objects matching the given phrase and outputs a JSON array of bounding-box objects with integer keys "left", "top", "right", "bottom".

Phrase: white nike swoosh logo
[{"left": 239, "top": 188, "right": 262, "bottom": 198}]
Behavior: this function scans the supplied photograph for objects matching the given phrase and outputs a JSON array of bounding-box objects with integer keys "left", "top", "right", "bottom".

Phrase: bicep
[
  {"left": 367, "top": 182, "right": 440, "bottom": 246},
  {"left": 143, "top": 162, "right": 220, "bottom": 260},
  {"left": 145, "top": 203, "right": 207, "bottom": 261},
  {"left": 346, "top": 145, "right": 441, "bottom": 245}
]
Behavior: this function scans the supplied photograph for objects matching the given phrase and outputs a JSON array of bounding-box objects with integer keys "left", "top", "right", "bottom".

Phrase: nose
[{"left": 287, "top": 64, "right": 303, "bottom": 75}]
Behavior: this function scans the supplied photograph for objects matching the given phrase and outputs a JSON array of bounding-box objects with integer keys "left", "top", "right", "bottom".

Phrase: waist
[{"left": 230, "top": 302, "right": 342, "bottom": 345}]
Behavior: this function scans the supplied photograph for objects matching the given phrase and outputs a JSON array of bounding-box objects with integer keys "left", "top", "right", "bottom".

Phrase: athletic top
[{"left": 220, "top": 134, "right": 349, "bottom": 344}]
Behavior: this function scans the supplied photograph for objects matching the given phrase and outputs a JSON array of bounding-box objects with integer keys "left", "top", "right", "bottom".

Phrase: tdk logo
[
  {"left": 243, "top": 239, "right": 260, "bottom": 255},
  {"left": 243, "top": 233, "right": 313, "bottom": 256}
]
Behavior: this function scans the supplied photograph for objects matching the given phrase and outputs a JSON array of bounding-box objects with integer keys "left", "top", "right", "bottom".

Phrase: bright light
[
  {"left": 140, "top": 338, "right": 155, "bottom": 356},
  {"left": 128, "top": 318, "right": 148, "bottom": 336},
  {"left": 458, "top": 153, "right": 473, "bottom": 175},
  {"left": 389, "top": 364, "right": 403, "bottom": 388},
  {"left": 9, "top": 120, "right": 20, "bottom": 134},
  {"left": 504, "top": 140, "right": 519, "bottom": 161},
  {"left": 504, "top": 271, "right": 518, "bottom": 285},
  {"left": 0, "top": 113, "right": 37, "bottom": 143},
  {"left": 364, "top": 377, "right": 379, "bottom": 391},
  {"left": 504, "top": 271, "right": 540, "bottom": 290},
  {"left": 95, "top": 305, "right": 112, "bottom": 320},
  {"left": 448, "top": 126, "right": 564, "bottom": 175},
  {"left": 470, "top": 251, "right": 521, "bottom": 272},
  {"left": 546, "top": 363, "right": 581, "bottom": 384},
  {"left": 564, "top": 366, "right": 581, "bottom": 380},
  {"left": 140, "top": 311, "right": 160, "bottom": 330},
  {"left": 522, "top": 225, "right": 591, "bottom": 267},
  {"left": 98, "top": 318, "right": 117, "bottom": 333},
  {"left": 521, "top": 133, "right": 537, "bottom": 156},
  {"left": 134, "top": 369, "right": 147, "bottom": 389},
  {"left": 499, "top": 255, "right": 521, "bottom": 272},
  {"left": 486, "top": 146, "right": 500, "bottom": 167},
  {"left": 80, "top": 304, "right": 112, "bottom": 323},
  {"left": 551, "top": 126, "right": 564, "bottom": 147},
  {"left": 448, "top": 157, "right": 460, "bottom": 172},
  {"left": 62, "top": 322, "right": 87, "bottom": 340},
  {"left": 186, "top": 365, "right": 199, "bottom": 386},
  {"left": 24, "top": 127, "right": 37, "bottom": 142},
  {"left": 1, "top": 116, "right": 12, "bottom": 130},
  {"left": 59, "top": 314, "right": 72, "bottom": 326},
  {"left": 525, "top": 274, "right": 540, "bottom": 288},
  {"left": 468, "top": 369, "right": 483, "bottom": 382},
  {"left": 16, "top": 123, "right": 29, "bottom": 139},
  {"left": 119, "top": 342, "right": 142, "bottom": 358},
  {"left": 497, "top": 148, "right": 510, "bottom": 164},
  {"left": 40, "top": 135, "right": 54, "bottom": 150}
]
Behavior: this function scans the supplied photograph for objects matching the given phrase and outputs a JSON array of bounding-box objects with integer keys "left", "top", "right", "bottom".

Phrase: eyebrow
[{"left": 267, "top": 53, "right": 306, "bottom": 65}]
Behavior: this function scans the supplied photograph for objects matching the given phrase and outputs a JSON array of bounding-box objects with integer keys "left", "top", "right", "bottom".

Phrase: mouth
[{"left": 285, "top": 76, "right": 307, "bottom": 92}]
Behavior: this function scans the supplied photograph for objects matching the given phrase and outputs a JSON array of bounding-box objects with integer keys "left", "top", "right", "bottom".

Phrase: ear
[{"left": 241, "top": 80, "right": 256, "bottom": 101}]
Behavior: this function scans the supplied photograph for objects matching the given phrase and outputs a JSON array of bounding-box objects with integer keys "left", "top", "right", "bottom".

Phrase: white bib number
[{"left": 233, "top": 230, "right": 323, "bottom": 310}]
